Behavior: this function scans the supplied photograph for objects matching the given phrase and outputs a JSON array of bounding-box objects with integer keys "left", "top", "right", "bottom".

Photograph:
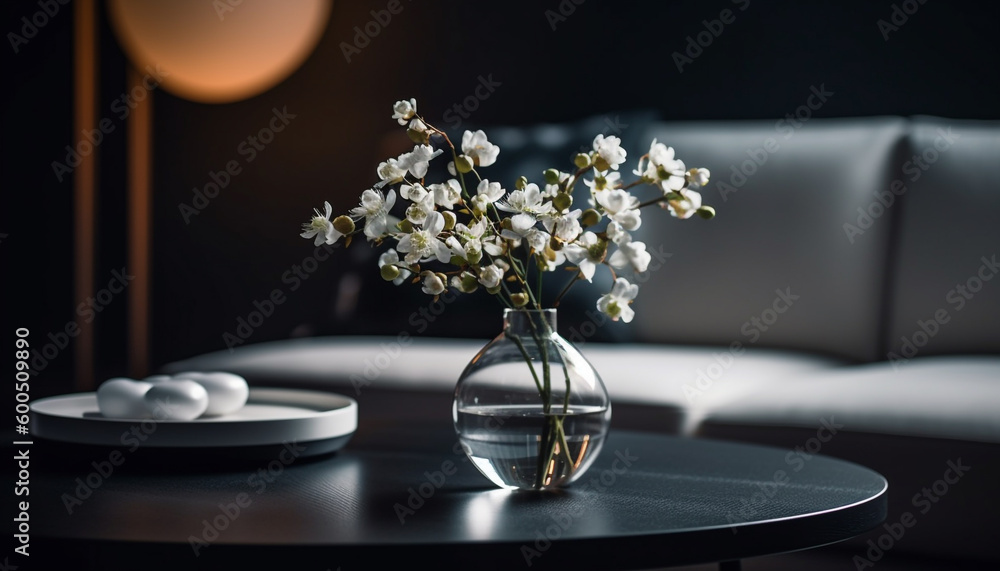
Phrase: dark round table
[{"left": 28, "top": 418, "right": 887, "bottom": 570}]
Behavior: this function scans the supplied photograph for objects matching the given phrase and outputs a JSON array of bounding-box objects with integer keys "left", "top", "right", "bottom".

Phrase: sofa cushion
[
  {"left": 887, "top": 116, "right": 1000, "bottom": 359},
  {"left": 625, "top": 117, "right": 907, "bottom": 363},
  {"left": 694, "top": 355, "right": 1000, "bottom": 562},
  {"left": 159, "top": 336, "right": 844, "bottom": 434},
  {"left": 696, "top": 355, "right": 1000, "bottom": 443}
]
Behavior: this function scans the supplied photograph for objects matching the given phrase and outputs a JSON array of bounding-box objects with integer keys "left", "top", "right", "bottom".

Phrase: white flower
[
  {"left": 583, "top": 171, "right": 621, "bottom": 192},
  {"left": 461, "top": 129, "right": 500, "bottom": 167},
  {"left": 593, "top": 188, "right": 641, "bottom": 231},
  {"left": 657, "top": 168, "right": 687, "bottom": 193},
  {"left": 635, "top": 139, "right": 686, "bottom": 192},
  {"left": 469, "top": 195, "right": 490, "bottom": 213},
  {"left": 392, "top": 98, "right": 417, "bottom": 125},
  {"left": 444, "top": 235, "right": 465, "bottom": 259},
  {"left": 542, "top": 209, "right": 582, "bottom": 242},
  {"left": 374, "top": 145, "right": 442, "bottom": 188},
  {"left": 483, "top": 235, "right": 506, "bottom": 256},
  {"left": 524, "top": 228, "right": 551, "bottom": 252},
  {"left": 378, "top": 249, "right": 411, "bottom": 285},
  {"left": 663, "top": 189, "right": 702, "bottom": 219},
  {"left": 592, "top": 134, "right": 627, "bottom": 171},
  {"left": 396, "top": 211, "right": 452, "bottom": 264},
  {"left": 455, "top": 216, "right": 488, "bottom": 242},
  {"left": 563, "top": 232, "right": 605, "bottom": 282},
  {"left": 405, "top": 191, "right": 436, "bottom": 225},
  {"left": 299, "top": 201, "right": 342, "bottom": 246},
  {"left": 497, "top": 183, "right": 553, "bottom": 216},
  {"left": 500, "top": 213, "right": 542, "bottom": 250},
  {"left": 448, "top": 235, "right": 483, "bottom": 263},
  {"left": 597, "top": 277, "right": 639, "bottom": 323},
  {"left": 686, "top": 167, "right": 710, "bottom": 188},
  {"left": 453, "top": 217, "right": 489, "bottom": 263},
  {"left": 400, "top": 183, "right": 428, "bottom": 202},
  {"left": 510, "top": 213, "right": 537, "bottom": 235},
  {"left": 421, "top": 271, "right": 446, "bottom": 295},
  {"left": 464, "top": 240, "right": 483, "bottom": 262},
  {"left": 398, "top": 144, "right": 442, "bottom": 179},
  {"left": 478, "top": 264, "right": 505, "bottom": 289},
  {"left": 349, "top": 189, "right": 396, "bottom": 241},
  {"left": 608, "top": 232, "right": 651, "bottom": 274},
  {"left": 375, "top": 159, "right": 407, "bottom": 188},
  {"left": 428, "top": 179, "right": 462, "bottom": 210},
  {"left": 478, "top": 179, "right": 505, "bottom": 201},
  {"left": 605, "top": 220, "right": 628, "bottom": 245}
]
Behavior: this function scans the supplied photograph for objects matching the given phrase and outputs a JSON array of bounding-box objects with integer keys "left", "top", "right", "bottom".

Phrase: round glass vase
[{"left": 453, "top": 308, "right": 611, "bottom": 491}]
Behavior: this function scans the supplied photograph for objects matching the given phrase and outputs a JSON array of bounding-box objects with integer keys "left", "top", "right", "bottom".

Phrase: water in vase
[{"left": 455, "top": 404, "right": 610, "bottom": 490}]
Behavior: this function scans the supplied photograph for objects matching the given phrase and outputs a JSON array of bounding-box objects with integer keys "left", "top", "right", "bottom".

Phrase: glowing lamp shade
[{"left": 107, "top": 0, "right": 332, "bottom": 103}]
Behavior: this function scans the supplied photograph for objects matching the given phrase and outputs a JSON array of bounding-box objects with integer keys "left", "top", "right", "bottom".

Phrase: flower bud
[
  {"left": 515, "top": 176, "right": 528, "bottom": 190},
  {"left": 543, "top": 169, "right": 562, "bottom": 185},
  {"left": 593, "top": 155, "right": 611, "bottom": 172},
  {"left": 442, "top": 211, "right": 457, "bottom": 230},
  {"left": 581, "top": 208, "right": 601, "bottom": 227},
  {"left": 407, "top": 128, "right": 429, "bottom": 145},
  {"left": 696, "top": 205, "right": 716, "bottom": 220},
  {"left": 465, "top": 242, "right": 483, "bottom": 264},
  {"left": 511, "top": 292, "right": 529, "bottom": 307},
  {"left": 573, "top": 153, "right": 591, "bottom": 169},
  {"left": 552, "top": 193, "right": 572, "bottom": 212},
  {"left": 397, "top": 219, "right": 414, "bottom": 233},
  {"left": 420, "top": 270, "right": 446, "bottom": 296},
  {"left": 455, "top": 155, "right": 474, "bottom": 173},
  {"left": 459, "top": 272, "right": 479, "bottom": 293},
  {"left": 486, "top": 285, "right": 502, "bottom": 295},
  {"left": 333, "top": 215, "right": 355, "bottom": 235},
  {"left": 380, "top": 264, "right": 400, "bottom": 281},
  {"left": 543, "top": 244, "right": 558, "bottom": 262},
  {"left": 587, "top": 238, "right": 608, "bottom": 261}
]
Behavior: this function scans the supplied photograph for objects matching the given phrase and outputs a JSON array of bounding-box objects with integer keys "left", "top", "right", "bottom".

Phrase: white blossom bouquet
[
  {"left": 300, "top": 98, "right": 715, "bottom": 323},
  {"left": 300, "top": 99, "right": 715, "bottom": 488}
]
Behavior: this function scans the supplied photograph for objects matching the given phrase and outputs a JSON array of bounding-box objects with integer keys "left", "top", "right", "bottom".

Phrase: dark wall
[{"left": 5, "top": 0, "right": 999, "bottom": 389}]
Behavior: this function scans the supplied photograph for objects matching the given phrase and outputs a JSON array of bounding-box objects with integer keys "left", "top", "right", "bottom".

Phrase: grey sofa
[{"left": 163, "top": 113, "right": 1000, "bottom": 567}]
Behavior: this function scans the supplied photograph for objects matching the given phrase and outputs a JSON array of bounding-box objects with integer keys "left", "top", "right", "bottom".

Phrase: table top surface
[{"left": 28, "top": 417, "right": 887, "bottom": 570}]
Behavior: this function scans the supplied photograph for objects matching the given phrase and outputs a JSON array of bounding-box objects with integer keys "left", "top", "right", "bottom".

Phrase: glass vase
[{"left": 453, "top": 308, "right": 611, "bottom": 491}]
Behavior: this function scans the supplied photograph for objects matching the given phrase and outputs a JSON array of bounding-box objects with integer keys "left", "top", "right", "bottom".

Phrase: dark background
[{"left": 4, "top": 0, "right": 999, "bottom": 395}]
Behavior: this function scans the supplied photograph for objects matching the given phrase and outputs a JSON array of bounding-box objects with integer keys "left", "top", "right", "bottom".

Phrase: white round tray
[{"left": 30, "top": 387, "right": 357, "bottom": 454}]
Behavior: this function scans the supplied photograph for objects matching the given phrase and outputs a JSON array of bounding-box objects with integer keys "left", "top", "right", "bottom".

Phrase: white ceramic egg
[
  {"left": 143, "top": 379, "right": 209, "bottom": 421},
  {"left": 171, "top": 371, "right": 249, "bottom": 417},
  {"left": 96, "top": 377, "right": 153, "bottom": 419}
]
